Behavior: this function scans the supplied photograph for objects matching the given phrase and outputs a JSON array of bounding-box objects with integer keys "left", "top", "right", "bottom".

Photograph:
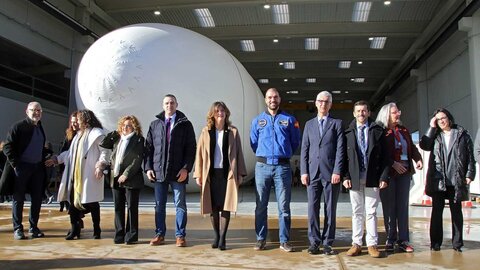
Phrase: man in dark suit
[
  {"left": 300, "top": 91, "right": 345, "bottom": 255},
  {"left": 1, "top": 102, "right": 46, "bottom": 240},
  {"left": 343, "top": 100, "right": 390, "bottom": 258}
]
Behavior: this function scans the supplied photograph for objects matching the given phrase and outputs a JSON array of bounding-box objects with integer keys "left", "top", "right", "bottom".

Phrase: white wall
[
  {"left": 0, "top": 91, "right": 68, "bottom": 151},
  {"left": 415, "top": 31, "right": 473, "bottom": 134}
]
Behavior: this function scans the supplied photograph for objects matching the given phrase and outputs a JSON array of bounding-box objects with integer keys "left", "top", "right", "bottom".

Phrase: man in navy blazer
[{"left": 300, "top": 91, "right": 345, "bottom": 255}]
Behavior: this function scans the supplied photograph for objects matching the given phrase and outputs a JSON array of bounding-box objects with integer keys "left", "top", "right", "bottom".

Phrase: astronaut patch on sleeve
[{"left": 258, "top": 119, "right": 267, "bottom": 127}]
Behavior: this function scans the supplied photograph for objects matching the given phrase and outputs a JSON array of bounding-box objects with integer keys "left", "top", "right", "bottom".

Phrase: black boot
[
  {"left": 65, "top": 222, "right": 81, "bottom": 240},
  {"left": 210, "top": 211, "right": 220, "bottom": 248},
  {"left": 218, "top": 211, "right": 230, "bottom": 251},
  {"left": 91, "top": 203, "right": 101, "bottom": 239}
]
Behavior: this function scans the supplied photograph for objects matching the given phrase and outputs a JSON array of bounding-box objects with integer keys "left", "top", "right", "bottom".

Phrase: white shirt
[
  {"left": 113, "top": 132, "right": 135, "bottom": 177},
  {"left": 213, "top": 129, "right": 224, "bottom": 169}
]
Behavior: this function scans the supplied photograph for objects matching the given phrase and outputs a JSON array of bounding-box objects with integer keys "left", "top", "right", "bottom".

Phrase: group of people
[{"left": 0, "top": 88, "right": 476, "bottom": 257}]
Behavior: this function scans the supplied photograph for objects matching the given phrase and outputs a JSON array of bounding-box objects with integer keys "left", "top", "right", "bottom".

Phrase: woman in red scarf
[{"left": 376, "top": 102, "right": 423, "bottom": 253}]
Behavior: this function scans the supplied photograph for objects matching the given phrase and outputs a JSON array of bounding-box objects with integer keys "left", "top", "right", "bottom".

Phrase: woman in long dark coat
[{"left": 419, "top": 108, "right": 475, "bottom": 252}]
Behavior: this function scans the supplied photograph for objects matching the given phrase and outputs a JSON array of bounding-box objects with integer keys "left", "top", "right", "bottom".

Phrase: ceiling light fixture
[
  {"left": 332, "top": 90, "right": 341, "bottom": 94},
  {"left": 194, "top": 8, "right": 215, "bottom": 27},
  {"left": 153, "top": 10, "right": 161, "bottom": 16},
  {"left": 284, "top": 78, "right": 288, "bottom": 82},
  {"left": 338, "top": 61, "right": 351, "bottom": 69},
  {"left": 240, "top": 40, "right": 256, "bottom": 52},
  {"left": 370, "top": 37, "right": 387, "bottom": 49},
  {"left": 279, "top": 62, "right": 284, "bottom": 66},
  {"left": 284, "top": 62, "right": 295, "bottom": 69},
  {"left": 258, "top": 79, "right": 269, "bottom": 84},
  {"left": 264, "top": 4, "right": 271, "bottom": 9},
  {"left": 384, "top": 1, "right": 391, "bottom": 5},
  {"left": 286, "top": 90, "right": 298, "bottom": 94},
  {"left": 358, "top": 61, "right": 363, "bottom": 64},
  {"left": 306, "top": 78, "right": 316, "bottom": 83},
  {"left": 352, "top": 2, "right": 372, "bottom": 22},
  {"left": 352, "top": 78, "right": 365, "bottom": 83},
  {"left": 273, "top": 39, "right": 279, "bottom": 43},
  {"left": 272, "top": 4, "right": 289, "bottom": 24},
  {"left": 305, "top": 38, "right": 319, "bottom": 50}
]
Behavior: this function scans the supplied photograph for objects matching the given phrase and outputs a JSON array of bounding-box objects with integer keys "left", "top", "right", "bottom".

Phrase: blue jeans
[
  {"left": 254, "top": 162, "right": 292, "bottom": 243},
  {"left": 154, "top": 181, "right": 187, "bottom": 238}
]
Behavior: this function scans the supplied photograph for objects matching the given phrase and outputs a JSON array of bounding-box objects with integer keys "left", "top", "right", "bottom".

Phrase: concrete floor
[{"left": 1, "top": 186, "right": 480, "bottom": 270}]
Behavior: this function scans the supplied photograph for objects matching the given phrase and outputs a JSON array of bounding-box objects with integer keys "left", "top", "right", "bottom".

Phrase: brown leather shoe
[
  {"left": 346, "top": 244, "right": 362, "bottom": 256},
  {"left": 176, "top": 237, "right": 186, "bottom": 247},
  {"left": 368, "top": 245, "right": 381, "bottom": 258},
  {"left": 150, "top": 235, "right": 165, "bottom": 246}
]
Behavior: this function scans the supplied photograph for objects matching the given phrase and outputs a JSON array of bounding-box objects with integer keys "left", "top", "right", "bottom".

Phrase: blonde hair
[
  {"left": 117, "top": 115, "right": 143, "bottom": 136},
  {"left": 206, "top": 101, "right": 231, "bottom": 129}
]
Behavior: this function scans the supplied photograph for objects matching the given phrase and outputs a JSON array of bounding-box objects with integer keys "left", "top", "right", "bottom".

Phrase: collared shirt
[{"left": 317, "top": 114, "right": 328, "bottom": 136}]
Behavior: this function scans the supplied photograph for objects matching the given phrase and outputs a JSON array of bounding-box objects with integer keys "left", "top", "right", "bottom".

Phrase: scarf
[
  {"left": 113, "top": 132, "right": 135, "bottom": 177},
  {"left": 72, "top": 130, "right": 88, "bottom": 210}
]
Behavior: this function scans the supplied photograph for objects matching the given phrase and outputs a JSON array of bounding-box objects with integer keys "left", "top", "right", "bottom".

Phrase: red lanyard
[{"left": 391, "top": 126, "right": 403, "bottom": 161}]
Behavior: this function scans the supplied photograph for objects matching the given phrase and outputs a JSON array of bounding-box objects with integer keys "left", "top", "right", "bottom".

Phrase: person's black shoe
[
  {"left": 307, "top": 244, "right": 320, "bottom": 255},
  {"left": 430, "top": 244, "right": 441, "bottom": 251},
  {"left": 385, "top": 243, "right": 394, "bottom": 252},
  {"left": 453, "top": 247, "right": 462, "bottom": 253},
  {"left": 13, "top": 229, "right": 27, "bottom": 240},
  {"left": 29, "top": 227, "right": 45, "bottom": 238},
  {"left": 253, "top": 240, "right": 266, "bottom": 251},
  {"left": 323, "top": 245, "right": 337, "bottom": 255}
]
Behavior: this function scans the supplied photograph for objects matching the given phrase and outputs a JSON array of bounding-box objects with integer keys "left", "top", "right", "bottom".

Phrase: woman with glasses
[
  {"left": 100, "top": 115, "right": 145, "bottom": 245},
  {"left": 419, "top": 108, "right": 475, "bottom": 252},
  {"left": 376, "top": 102, "right": 423, "bottom": 253},
  {"left": 194, "top": 101, "right": 247, "bottom": 250}
]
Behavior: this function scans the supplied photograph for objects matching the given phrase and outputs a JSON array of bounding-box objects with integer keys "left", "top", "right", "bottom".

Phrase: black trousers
[
  {"left": 69, "top": 201, "right": 101, "bottom": 231},
  {"left": 112, "top": 185, "right": 140, "bottom": 243},
  {"left": 430, "top": 186, "right": 463, "bottom": 249},
  {"left": 12, "top": 162, "right": 45, "bottom": 231}
]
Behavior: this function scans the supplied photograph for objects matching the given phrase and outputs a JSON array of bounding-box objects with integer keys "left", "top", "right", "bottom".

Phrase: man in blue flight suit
[{"left": 250, "top": 88, "right": 301, "bottom": 252}]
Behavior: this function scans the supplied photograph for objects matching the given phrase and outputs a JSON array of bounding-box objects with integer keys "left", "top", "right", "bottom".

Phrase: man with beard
[
  {"left": 250, "top": 88, "right": 301, "bottom": 252},
  {"left": 1, "top": 102, "right": 47, "bottom": 240}
]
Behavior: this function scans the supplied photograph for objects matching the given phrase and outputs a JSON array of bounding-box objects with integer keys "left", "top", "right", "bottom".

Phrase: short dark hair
[
  {"left": 164, "top": 94, "right": 177, "bottom": 103},
  {"left": 353, "top": 100, "right": 370, "bottom": 111}
]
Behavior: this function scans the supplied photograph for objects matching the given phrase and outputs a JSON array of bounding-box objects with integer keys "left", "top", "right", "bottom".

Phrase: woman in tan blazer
[{"left": 194, "top": 101, "right": 247, "bottom": 250}]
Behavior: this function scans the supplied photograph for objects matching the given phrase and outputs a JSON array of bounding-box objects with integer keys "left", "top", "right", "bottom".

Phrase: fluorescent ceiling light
[
  {"left": 358, "top": 61, "right": 363, "bottom": 64},
  {"left": 279, "top": 62, "right": 284, "bottom": 66},
  {"left": 306, "top": 100, "right": 315, "bottom": 103},
  {"left": 284, "top": 78, "right": 288, "bottom": 82},
  {"left": 370, "top": 37, "right": 387, "bottom": 49},
  {"left": 305, "top": 38, "right": 319, "bottom": 50},
  {"left": 338, "top": 61, "right": 351, "bottom": 69},
  {"left": 284, "top": 62, "right": 295, "bottom": 69},
  {"left": 344, "top": 99, "right": 353, "bottom": 103},
  {"left": 286, "top": 90, "right": 298, "bottom": 94},
  {"left": 240, "top": 40, "right": 255, "bottom": 52},
  {"left": 264, "top": 4, "right": 271, "bottom": 9},
  {"left": 352, "top": 78, "right": 365, "bottom": 83},
  {"left": 273, "top": 39, "right": 279, "bottom": 43},
  {"left": 258, "top": 79, "right": 269, "bottom": 84},
  {"left": 345, "top": 91, "right": 350, "bottom": 93},
  {"left": 384, "top": 1, "right": 391, "bottom": 5},
  {"left": 272, "top": 4, "right": 289, "bottom": 24},
  {"left": 352, "top": 2, "right": 372, "bottom": 22},
  {"left": 306, "top": 78, "right": 316, "bottom": 83},
  {"left": 332, "top": 90, "right": 341, "bottom": 94},
  {"left": 194, "top": 8, "right": 215, "bottom": 27},
  {"left": 154, "top": 10, "right": 161, "bottom": 16}
]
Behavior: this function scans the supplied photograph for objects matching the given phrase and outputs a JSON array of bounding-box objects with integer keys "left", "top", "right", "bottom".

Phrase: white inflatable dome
[{"left": 76, "top": 23, "right": 263, "bottom": 189}]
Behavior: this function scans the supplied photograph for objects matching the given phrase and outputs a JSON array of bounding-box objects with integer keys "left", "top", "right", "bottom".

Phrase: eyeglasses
[
  {"left": 436, "top": 116, "right": 448, "bottom": 121},
  {"left": 28, "top": 109, "right": 42, "bottom": 113},
  {"left": 391, "top": 110, "right": 401, "bottom": 115}
]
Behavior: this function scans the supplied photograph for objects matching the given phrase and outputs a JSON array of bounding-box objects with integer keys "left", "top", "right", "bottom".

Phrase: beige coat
[{"left": 194, "top": 126, "right": 247, "bottom": 214}]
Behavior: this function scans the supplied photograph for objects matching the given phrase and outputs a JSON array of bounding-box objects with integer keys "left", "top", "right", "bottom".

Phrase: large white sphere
[{"left": 76, "top": 23, "right": 263, "bottom": 189}]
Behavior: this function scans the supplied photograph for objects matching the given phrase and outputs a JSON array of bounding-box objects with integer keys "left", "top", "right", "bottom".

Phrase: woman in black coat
[
  {"left": 100, "top": 115, "right": 145, "bottom": 245},
  {"left": 419, "top": 108, "right": 475, "bottom": 252}
]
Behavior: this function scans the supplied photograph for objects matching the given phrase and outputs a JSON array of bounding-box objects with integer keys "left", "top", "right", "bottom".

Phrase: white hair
[
  {"left": 375, "top": 102, "right": 400, "bottom": 128},
  {"left": 316, "top": 91, "right": 332, "bottom": 103}
]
